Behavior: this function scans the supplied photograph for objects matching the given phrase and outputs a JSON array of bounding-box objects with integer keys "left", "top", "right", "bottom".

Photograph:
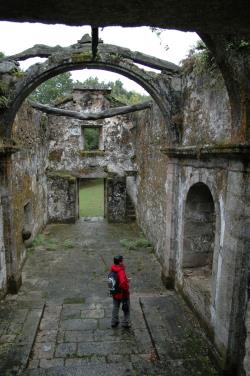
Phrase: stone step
[{"left": 23, "top": 363, "right": 133, "bottom": 376}]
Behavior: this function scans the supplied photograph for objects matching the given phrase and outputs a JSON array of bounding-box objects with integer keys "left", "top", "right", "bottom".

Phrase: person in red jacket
[{"left": 110, "top": 255, "right": 130, "bottom": 328}]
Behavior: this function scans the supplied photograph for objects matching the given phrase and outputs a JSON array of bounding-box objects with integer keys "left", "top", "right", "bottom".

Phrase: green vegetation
[
  {"left": 0, "top": 51, "right": 5, "bottom": 59},
  {"left": 30, "top": 234, "right": 74, "bottom": 251},
  {"left": 31, "top": 234, "right": 59, "bottom": 251},
  {"left": 29, "top": 72, "right": 74, "bottom": 104},
  {"left": 181, "top": 40, "right": 218, "bottom": 75},
  {"left": 79, "top": 179, "right": 104, "bottom": 217},
  {"left": 84, "top": 128, "right": 100, "bottom": 150},
  {"left": 76, "top": 77, "right": 149, "bottom": 104},
  {"left": 120, "top": 237, "right": 151, "bottom": 250},
  {"left": 63, "top": 239, "right": 75, "bottom": 249},
  {"left": 227, "top": 38, "right": 250, "bottom": 51},
  {"left": 29, "top": 74, "right": 149, "bottom": 105},
  {"left": 0, "top": 96, "right": 8, "bottom": 109}
]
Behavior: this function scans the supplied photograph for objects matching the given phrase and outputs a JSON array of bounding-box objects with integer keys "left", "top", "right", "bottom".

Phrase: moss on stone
[
  {"left": 71, "top": 50, "right": 92, "bottom": 63},
  {"left": 107, "top": 52, "right": 122, "bottom": 64},
  {"left": 79, "top": 150, "right": 105, "bottom": 157},
  {"left": 0, "top": 81, "right": 8, "bottom": 95},
  {"left": 11, "top": 70, "right": 26, "bottom": 79},
  {"left": 0, "top": 95, "right": 8, "bottom": 109},
  {"left": 47, "top": 170, "right": 76, "bottom": 182},
  {"left": 40, "top": 114, "right": 48, "bottom": 130},
  {"left": 48, "top": 149, "right": 63, "bottom": 161},
  {"left": 53, "top": 95, "right": 73, "bottom": 106}
]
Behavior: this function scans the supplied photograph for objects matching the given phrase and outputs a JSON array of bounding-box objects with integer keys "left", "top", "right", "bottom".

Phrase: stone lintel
[
  {"left": 46, "top": 171, "right": 76, "bottom": 182},
  {"left": 161, "top": 144, "right": 250, "bottom": 160},
  {"left": 79, "top": 150, "right": 105, "bottom": 157},
  {"left": 47, "top": 168, "right": 108, "bottom": 179}
]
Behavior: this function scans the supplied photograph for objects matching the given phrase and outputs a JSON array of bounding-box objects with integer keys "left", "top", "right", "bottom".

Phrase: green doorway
[{"left": 79, "top": 179, "right": 105, "bottom": 218}]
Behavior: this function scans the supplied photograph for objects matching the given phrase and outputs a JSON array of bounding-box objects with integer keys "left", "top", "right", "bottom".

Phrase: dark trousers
[{"left": 111, "top": 297, "right": 130, "bottom": 326}]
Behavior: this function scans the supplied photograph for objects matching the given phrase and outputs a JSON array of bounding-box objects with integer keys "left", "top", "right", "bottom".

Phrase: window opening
[{"left": 82, "top": 127, "right": 100, "bottom": 150}]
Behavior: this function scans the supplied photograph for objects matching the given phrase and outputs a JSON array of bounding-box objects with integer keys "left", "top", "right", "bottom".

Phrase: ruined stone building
[
  {"left": 46, "top": 87, "right": 137, "bottom": 223},
  {"left": 0, "top": 2, "right": 249, "bottom": 374}
]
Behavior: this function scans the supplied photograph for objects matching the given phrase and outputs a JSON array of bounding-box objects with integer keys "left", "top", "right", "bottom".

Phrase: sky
[{"left": 0, "top": 22, "right": 200, "bottom": 94}]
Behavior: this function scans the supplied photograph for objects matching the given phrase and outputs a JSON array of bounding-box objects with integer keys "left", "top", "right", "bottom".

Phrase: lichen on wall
[
  {"left": 47, "top": 89, "right": 136, "bottom": 178},
  {"left": 10, "top": 102, "right": 49, "bottom": 270},
  {"left": 181, "top": 70, "right": 231, "bottom": 145},
  {"left": 133, "top": 103, "right": 169, "bottom": 268},
  {"left": 47, "top": 174, "right": 76, "bottom": 223},
  {"left": 46, "top": 88, "right": 136, "bottom": 222}
]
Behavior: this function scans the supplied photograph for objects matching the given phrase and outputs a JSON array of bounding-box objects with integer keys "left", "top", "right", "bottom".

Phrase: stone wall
[
  {"left": 47, "top": 89, "right": 135, "bottom": 176},
  {"left": 168, "top": 157, "right": 249, "bottom": 369},
  {"left": 47, "top": 174, "right": 77, "bottom": 223},
  {"left": 132, "top": 69, "right": 249, "bottom": 372},
  {"left": 0, "top": 202, "right": 6, "bottom": 297},
  {"left": 1, "top": 103, "right": 48, "bottom": 294},
  {"left": 46, "top": 89, "right": 136, "bottom": 222},
  {"left": 182, "top": 70, "right": 231, "bottom": 145},
  {"left": 133, "top": 103, "right": 170, "bottom": 273},
  {"left": 106, "top": 176, "right": 126, "bottom": 222}
]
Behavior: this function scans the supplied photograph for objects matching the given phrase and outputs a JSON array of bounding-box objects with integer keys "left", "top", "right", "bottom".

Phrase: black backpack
[{"left": 108, "top": 271, "right": 119, "bottom": 295}]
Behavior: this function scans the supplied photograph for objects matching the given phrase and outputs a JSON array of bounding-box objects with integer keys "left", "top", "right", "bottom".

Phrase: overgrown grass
[
  {"left": 31, "top": 234, "right": 59, "bottom": 251},
  {"left": 79, "top": 179, "right": 104, "bottom": 217},
  {"left": 63, "top": 239, "right": 75, "bottom": 249},
  {"left": 120, "top": 237, "right": 151, "bottom": 250}
]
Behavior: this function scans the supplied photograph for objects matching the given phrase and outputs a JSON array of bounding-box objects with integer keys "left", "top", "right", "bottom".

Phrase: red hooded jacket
[{"left": 110, "top": 263, "right": 130, "bottom": 300}]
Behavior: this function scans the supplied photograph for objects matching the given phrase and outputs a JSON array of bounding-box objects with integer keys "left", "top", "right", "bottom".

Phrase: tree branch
[{"left": 29, "top": 100, "right": 152, "bottom": 120}]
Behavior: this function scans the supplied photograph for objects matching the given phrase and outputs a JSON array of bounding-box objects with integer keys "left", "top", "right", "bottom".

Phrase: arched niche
[{"left": 183, "top": 182, "right": 215, "bottom": 271}]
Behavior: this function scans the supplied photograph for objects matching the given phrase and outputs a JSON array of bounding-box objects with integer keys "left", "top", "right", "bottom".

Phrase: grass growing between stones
[
  {"left": 63, "top": 239, "right": 75, "bottom": 249},
  {"left": 120, "top": 237, "right": 151, "bottom": 250},
  {"left": 31, "top": 234, "right": 59, "bottom": 251}
]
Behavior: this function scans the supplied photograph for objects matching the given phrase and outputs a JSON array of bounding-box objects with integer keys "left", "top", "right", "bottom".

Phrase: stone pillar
[
  {"left": 0, "top": 154, "right": 22, "bottom": 294},
  {"left": 47, "top": 174, "right": 77, "bottom": 223},
  {"left": 106, "top": 176, "right": 126, "bottom": 223}
]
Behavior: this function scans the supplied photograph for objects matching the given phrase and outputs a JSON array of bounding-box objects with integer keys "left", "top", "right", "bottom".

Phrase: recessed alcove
[{"left": 182, "top": 182, "right": 215, "bottom": 322}]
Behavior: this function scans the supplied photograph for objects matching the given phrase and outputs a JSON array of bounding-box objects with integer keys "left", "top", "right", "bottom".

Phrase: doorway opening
[{"left": 78, "top": 178, "right": 105, "bottom": 219}]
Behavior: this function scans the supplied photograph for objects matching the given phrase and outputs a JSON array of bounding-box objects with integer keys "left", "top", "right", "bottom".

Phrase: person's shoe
[
  {"left": 111, "top": 321, "right": 119, "bottom": 328},
  {"left": 121, "top": 323, "right": 131, "bottom": 329}
]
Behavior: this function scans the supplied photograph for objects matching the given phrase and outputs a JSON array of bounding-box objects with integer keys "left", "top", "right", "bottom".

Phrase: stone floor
[{"left": 0, "top": 221, "right": 219, "bottom": 375}]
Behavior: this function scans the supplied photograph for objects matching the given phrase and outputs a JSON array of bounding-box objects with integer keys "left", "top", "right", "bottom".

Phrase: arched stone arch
[{"left": 0, "top": 42, "right": 180, "bottom": 143}]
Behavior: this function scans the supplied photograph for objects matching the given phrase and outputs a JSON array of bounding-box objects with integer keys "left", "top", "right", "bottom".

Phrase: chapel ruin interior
[{"left": 0, "top": 2, "right": 249, "bottom": 375}]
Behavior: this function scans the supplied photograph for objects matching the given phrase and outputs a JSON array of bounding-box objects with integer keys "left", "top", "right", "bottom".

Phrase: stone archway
[{"left": 0, "top": 38, "right": 181, "bottom": 143}]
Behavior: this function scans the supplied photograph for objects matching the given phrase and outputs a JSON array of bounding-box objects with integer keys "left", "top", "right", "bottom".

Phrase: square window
[{"left": 83, "top": 127, "right": 100, "bottom": 150}]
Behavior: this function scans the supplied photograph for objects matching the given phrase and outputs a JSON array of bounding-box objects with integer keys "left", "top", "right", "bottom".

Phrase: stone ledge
[
  {"left": 161, "top": 144, "right": 250, "bottom": 160},
  {"left": 46, "top": 171, "right": 76, "bottom": 182},
  {"left": 79, "top": 150, "right": 106, "bottom": 158}
]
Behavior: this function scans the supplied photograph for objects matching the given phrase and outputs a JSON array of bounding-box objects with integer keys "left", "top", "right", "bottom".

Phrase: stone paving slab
[
  {"left": 1, "top": 222, "right": 219, "bottom": 375},
  {"left": 23, "top": 363, "right": 133, "bottom": 376},
  {"left": 139, "top": 295, "right": 219, "bottom": 375},
  {"left": 0, "top": 304, "right": 44, "bottom": 375}
]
